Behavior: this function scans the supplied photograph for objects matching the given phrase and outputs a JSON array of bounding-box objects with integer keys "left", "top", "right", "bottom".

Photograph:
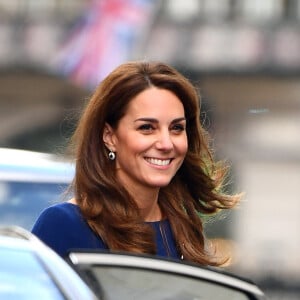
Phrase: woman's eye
[
  {"left": 172, "top": 124, "right": 185, "bottom": 132},
  {"left": 138, "top": 124, "right": 154, "bottom": 132}
]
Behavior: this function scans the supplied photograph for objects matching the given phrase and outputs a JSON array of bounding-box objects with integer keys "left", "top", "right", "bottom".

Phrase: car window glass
[
  {"left": 83, "top": 266, "right": 250, "bottom": 300},
  {"left": 0, "top": 248, "right": 65, "bottom": 300},
  {"left": 0, "top": 181, "right": 69, "bottom": 230}
]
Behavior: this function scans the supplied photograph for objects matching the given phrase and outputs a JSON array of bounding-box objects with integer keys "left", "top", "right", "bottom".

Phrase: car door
[{"left": 67, "top": 251, "right": 265, "bottom": 300}]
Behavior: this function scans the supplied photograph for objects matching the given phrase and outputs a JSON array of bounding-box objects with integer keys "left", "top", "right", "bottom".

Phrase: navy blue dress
[{"left": 32, "top": 202, "right": 181, "bottom": 259}]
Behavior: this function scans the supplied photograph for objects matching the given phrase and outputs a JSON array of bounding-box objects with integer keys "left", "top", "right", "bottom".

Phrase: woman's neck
[
  {"left": 140, "top": 201, "right": 163, "bottom": 222},
  {"left": 126, "top": 185, "right": 162, "bottom": 222}
]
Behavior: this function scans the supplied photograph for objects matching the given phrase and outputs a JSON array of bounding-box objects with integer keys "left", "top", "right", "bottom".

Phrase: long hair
[{"left": 70, "top": 61, "right": 240, "bottom": 265}]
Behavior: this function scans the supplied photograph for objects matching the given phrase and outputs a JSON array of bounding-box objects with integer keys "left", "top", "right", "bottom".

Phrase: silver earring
[{"left": 108, "top": 151, "right": 116, "bottom": 160}]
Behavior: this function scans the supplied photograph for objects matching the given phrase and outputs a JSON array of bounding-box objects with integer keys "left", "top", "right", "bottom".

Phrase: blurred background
[{"left": 0, "top": 1, "right": 299, "bottom": 298}]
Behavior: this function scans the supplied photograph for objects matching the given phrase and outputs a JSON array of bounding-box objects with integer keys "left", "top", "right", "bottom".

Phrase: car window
[
  {"left": 81, "top": 266, "right": 250, "bottom": 300},
  {"left": 0, "top": 248, "right": 65, "bottom": 300},
  {"left": 0, "top": 181, "right": 69, "bottom": 230}
]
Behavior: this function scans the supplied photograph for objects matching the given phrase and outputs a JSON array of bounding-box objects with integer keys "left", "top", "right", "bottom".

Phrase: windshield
[
  {"left": 0, "top": 181, "right": 69, "bottom": 230},
  {"left": 0, "top": 247, "right": 65, "bottom": 300}
]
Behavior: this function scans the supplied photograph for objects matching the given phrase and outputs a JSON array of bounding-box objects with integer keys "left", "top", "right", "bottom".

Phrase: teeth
[{"left": 146, "top": 158, "right": 171, "bottom": 166}]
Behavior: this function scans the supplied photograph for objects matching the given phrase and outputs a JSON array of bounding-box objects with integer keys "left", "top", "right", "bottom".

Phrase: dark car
[
  {"left": 0, "top": 226, "right": 98, "bottom": 300},
  {"left": 67, "top": 251, "right": 266, "bottom": 300},
  {"left": 0, "top": 148, "right": 74, "bottom": 230}
]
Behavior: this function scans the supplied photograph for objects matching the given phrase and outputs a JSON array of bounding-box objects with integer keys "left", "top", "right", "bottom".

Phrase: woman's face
[{"left": 104, "top": 87, "right": 188, "bottom": 192}]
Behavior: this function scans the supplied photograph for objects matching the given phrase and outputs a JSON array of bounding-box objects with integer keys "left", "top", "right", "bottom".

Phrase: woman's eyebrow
[
  {"left": 134, "top": 117, "right": 186, "bottom": 123},
  {"left": 134, "top": 117, "right": 158, "bottom": 123},
  {"left": 171, "top": 117, "right": 186, "bottom": 123}
]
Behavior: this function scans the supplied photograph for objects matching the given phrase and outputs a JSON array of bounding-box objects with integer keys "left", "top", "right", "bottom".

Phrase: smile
[{"left": 145, "top": 158, "right": 171, "bottom": 166}]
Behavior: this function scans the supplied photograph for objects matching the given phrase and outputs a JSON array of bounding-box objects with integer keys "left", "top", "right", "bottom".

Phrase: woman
[{"left": 32, "top": 61, "right": 240, "bottom": 265}]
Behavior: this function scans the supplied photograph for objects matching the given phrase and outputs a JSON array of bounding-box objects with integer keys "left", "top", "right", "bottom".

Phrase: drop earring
[{"left": 108, "top": 150, "right": 116, "bottom": 160}]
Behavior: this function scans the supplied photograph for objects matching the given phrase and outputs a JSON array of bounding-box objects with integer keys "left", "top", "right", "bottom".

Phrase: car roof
[
  {"left": 0, "top": 232, "right": 35, "bottom": 252},
  {"left": 0, "top": 147, "right": 74, "bottom": 183},
  {"left": 0, "top": 225, "right": 46, "bottom": 250}
]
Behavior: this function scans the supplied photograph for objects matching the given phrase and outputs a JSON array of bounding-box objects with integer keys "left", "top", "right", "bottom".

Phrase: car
[
  {"left": 67, "top": 251, "right": 266, "bottom": 300},
  {"left": 0, "top": 226, "right": 98, "bottom": 300},
  {"left": 0, "top": 147, "right": 74, "bottom": 230}
]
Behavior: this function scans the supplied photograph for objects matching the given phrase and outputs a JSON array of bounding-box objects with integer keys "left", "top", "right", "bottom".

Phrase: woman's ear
[{"left": 103, "top": 123, "right": 116, "bottom": 151}]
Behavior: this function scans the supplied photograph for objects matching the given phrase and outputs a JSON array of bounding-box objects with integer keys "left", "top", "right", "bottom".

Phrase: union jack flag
[{"left": 54, "top": 0, "right": 156, "bottom": 90}]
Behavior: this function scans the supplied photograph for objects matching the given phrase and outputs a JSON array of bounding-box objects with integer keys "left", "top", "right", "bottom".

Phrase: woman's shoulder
[
  {"left": 45, "top": 201, "right": 80, "bottom": 215},
  {"left": 31, "top": 201, "right": 106, "bottom": 257},
  {"left": 31, "top": 202, "right": 83, "bottom": 234},
  {"left": 38, "top": 202, "right": 80, "bottom": 221}
]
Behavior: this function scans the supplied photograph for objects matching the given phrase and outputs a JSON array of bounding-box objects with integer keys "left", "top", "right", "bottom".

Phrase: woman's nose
[{"left": 155, "top": 130, "right": 173, "bottom": 150}]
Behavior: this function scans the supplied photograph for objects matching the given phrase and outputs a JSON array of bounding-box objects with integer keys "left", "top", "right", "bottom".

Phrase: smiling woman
[
  {"left": 102, "top": 87, "right": 188, "bottom": 201},
  {"left": 32, "top": 61, "right": 241, "bottom": 266}
]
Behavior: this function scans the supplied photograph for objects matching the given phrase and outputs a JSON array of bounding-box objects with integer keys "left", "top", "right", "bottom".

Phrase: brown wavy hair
[{"left": 70, "top": 61, "right": 240, "bottom": 266}]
